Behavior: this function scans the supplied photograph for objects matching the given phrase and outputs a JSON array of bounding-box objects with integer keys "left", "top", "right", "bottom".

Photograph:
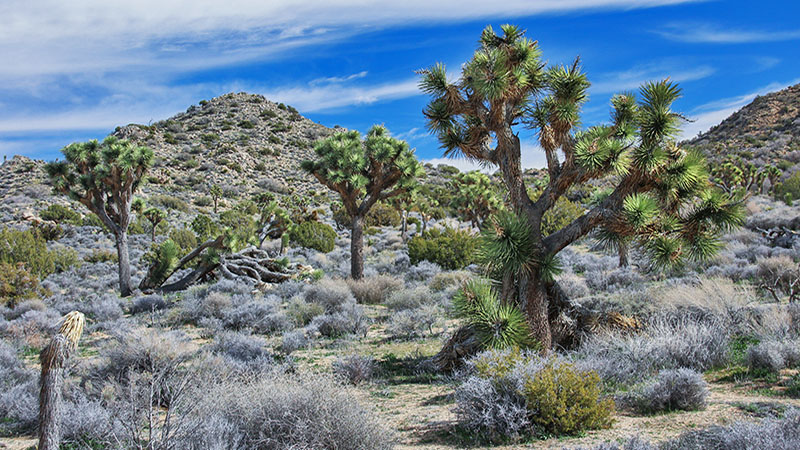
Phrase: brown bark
[
  {"left": 351, "top": 215, "right": 365, "bottom": 280},
  {"left": 115, "top": 231, "right": 132, "bottom": 297},
  {"left": 618, "top": 242, "right": 629, "bottom": 267},
  {"left": 524, "top": 278, "right": 552, "bottom": 352},
  {"left": 38, "top": 335, "right": 68, "bottom": 450}
]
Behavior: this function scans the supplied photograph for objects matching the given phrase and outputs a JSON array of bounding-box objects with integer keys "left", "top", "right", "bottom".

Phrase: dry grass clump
[{"left": 346, "top": 275, "right": 403, "bottom": 304}]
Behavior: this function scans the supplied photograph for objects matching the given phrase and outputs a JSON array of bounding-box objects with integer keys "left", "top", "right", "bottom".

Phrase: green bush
[
  {"left": 539, "top": 195, "right": 584, "bottom": 236},
  {"left": 775, "top": 172, "right": 800, "bottom": 202},
  {"left": 169, "top": 228, "right": 198, "bottom": 256},
  {"left": 0, "top": 227, "right": 56, "bottom": 279},
  {"left": 51, "top": 245, "right": 81, "bottom": 273},
  {"left": 82, "top": 214, "right": 105, "bottom": 228},
  {"left": 194, "top": 195, "right": 213, "bottom": 207},
  {"left": 149, "top": 194, "right": 190, "bottom": 212},
  {"left": 85, "top": 249, "right": 118, "bottom": 264},
  {"left": 191, "top": 214, "right": 220, "bottom": 241},
  {"left": 521, "top": 359, "right": 613, "bottom": 435},
  {"left": 40, "top": 204, "right": 82, "bottom": 225},
  {"left": 408, "top": 227, "right": 477, "bottom": 269},
  {"left": 365, "top": 203, "right": 401, "bottom": 227},
  {"left": 0, "top": 262, "right": 48, "bottom": 307},
  {"left": 289, "top": 221, "right": 337, "bottom": 253}
]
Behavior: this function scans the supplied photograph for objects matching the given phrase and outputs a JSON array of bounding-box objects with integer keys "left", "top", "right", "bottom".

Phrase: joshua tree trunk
[
  {"left": 115, "top": 231, "right": 133, "bottom": 297},
  {"left": 618, "top": 242, "right": 629, "bottom": 267},
  {"left": 524, "top": 277, "right": 552, "bottom": 352},
  {"left": 351, "top": 215, "right": 365, "bottom": 280},
  {"left": 39, "top": 312, "right": 85, "bottom": 450},
  {"left": 401, "top": 210, "right": 408, "bottom": 241}
]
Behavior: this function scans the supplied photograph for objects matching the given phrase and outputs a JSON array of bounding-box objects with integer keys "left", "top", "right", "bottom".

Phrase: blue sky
[{"left": 1, "top": 0, "right": 799, "bottom": 169}]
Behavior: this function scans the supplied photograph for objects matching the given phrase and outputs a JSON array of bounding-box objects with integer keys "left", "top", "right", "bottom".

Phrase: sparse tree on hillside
[
  {"left": 419, "top": 24, "right": 743, "bottom": 350},
  {"left": 387, "top": 190, "right": 418, "bottom": 241},
  {"left": 450, "top": 170, "right": 503, "bottom": 228},
  {"left": 209, "top": 184, "right": 222, "bottom": 214},
  {"left": 302, "top": 125, "right": 424, "bottom": 279},
  {"left": 143, "top": 207, "right": 166, "bottom": 243},
  {"left": 45, "top": 137, "right": 154, "bottom": 296},
  {"left": 413, "top": 194, "right": 439, "bottom": 235}
]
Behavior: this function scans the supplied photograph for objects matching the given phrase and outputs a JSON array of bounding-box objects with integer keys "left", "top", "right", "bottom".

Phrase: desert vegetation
[{"left": 1, "top": 23, "right": 800, "bottom": 450}]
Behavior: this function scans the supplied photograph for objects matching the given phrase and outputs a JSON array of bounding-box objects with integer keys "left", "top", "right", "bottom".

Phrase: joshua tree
[
  {"left": 143, "top": 206, "right": 166, "bottom": 243},
  {"left": 450, "top": 170, "right": 503, "bottom": 228},
  {"left": 209, "top": 184, "right": 222, "bottom": 213},
  {"left": 38, "top": 311, "right": 85, "bottom": 450},
  {"left": 45, "top": 137, "right": 154, "bottom": 296},
  {"left": 419, "top": 24, "right": 743, "bottom": 350},
  {"left": 413, "top": 195, "right": 439, "bottom": 235},
  {"left": 302, "top": 125, "right": 423, "bottom": 279},
  {"left": 387, "top": 190, "right": 418, "bottom": 241}
]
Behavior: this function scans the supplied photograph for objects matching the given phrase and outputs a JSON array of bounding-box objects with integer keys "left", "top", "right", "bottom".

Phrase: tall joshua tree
[
  {"left": 143, "top": 206, "right": 166, "bottom": 243},
  {"left": 419, "top": 24, "right": 743, "bottom": 350},
  {"left": 302, "top": 125, "right": 423, "bottom": 279},
  {"left": 45, "top": 137, "right": 154, "bottom": 296}
]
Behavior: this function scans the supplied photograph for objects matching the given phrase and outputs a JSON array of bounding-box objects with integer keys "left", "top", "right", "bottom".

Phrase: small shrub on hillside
[
  {"left": 774, "top": 172, "right": 800, "bottom": 202},
  {"left": 289, "top": 221, "right": 336, "bottom": 253},
  {"left": 365, "top": 202, "right": 402, "bottom": 227},
  {"left": 0, "top": 227, "right": 58, "bottom": 278},
  {"left": 191, "top": 214, "right": 220, "bottom": 241},
  {"left": 430, "top": 270, "right": 471, "bottom": 291},
  {"left": 408, "top": 227, "right": 477, "bottom": 270},
  {"left": 85, "top": 249, "right": 118, "bottom": 264},
  {"left": 622, "top": 368, "right": 708, "bottom": 414},
  {"left": 661, "top": 408, "right": 800, "bottom": 450},
  {"left": 149, "top": 194, "right": 190, "bottom": 212},
  {"left": 0, "top": 263, "right": 46, "bottom": 307},
  {"left": 130, "top": 294, "right": 168, "bottom": 314},
  {"left": 346, "top": 275, "right": 403, "bottom": 304},
  {"left": 333, "top": 354, "right": 376, "bottom": 384},
  {"left": 384, "top": 285, "right": 433, "bottom": 311},
  {"left": 40, "top": 203, "right": 82, "bottom": 225},
  {"left": 386, "top": 307, "right": 441, "bottom": 339},
  {"left": 169, "top": 228, "right": 198, "bottom": 255},
  {"left": 746, "top": 340, "right": 792, "bottom": 373}
]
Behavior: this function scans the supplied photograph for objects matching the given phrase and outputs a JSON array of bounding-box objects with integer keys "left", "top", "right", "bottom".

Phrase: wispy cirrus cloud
[
  {"left": 590, "top": 61, "right": 715, "bottom": 94},
  {"left": 656, "top": 23, "right": 800, "bottom": 44},
  {"left": 424, "top": 143, "right": 548, "bottom": 172}
]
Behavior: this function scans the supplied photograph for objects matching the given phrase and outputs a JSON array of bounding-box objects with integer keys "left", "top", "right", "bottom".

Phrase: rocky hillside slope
[{"left": 688, "top": 83, "right": 800, "bottom": 170}]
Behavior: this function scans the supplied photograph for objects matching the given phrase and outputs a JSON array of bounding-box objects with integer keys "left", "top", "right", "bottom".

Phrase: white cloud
[
  {"left": 261, "top": 79, "right": 420, "bottom": 112},
  {"left": 679, "top": 78, "right": 800, "bottom": 140},
  {"left": 423, "top": 142, "right": 548, "bottom": 172},
  {"left": 591, "top": 62, "right": 715, "bottom": 94},
  {"left": 657, "top": 23, "right": 800, "bottom": 44},
  {"left": 310, "top": 71, "right": 369, "bottom": 86}
]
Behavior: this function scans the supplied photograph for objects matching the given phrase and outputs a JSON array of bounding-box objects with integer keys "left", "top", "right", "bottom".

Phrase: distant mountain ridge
[{"left": 687, "top": 83, "right": 800, "bottom": 169}]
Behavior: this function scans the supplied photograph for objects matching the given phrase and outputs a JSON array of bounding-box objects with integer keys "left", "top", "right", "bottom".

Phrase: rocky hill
[{"left": 687, "top": 83, "right": 800, "bottom": 170}]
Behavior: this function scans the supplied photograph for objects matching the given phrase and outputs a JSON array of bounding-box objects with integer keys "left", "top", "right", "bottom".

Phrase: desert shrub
[
  {"left": 757, "top": 255, "right": 800, "bottom": 300},
  {"left": 332, "top": 354, "right": 376, "bottom": 384},
  {"left": 0, "top": 262, "right": 46, "bottom": 306},
  {"left": 130, "top": 294, "right": 168, "bottom": 314},
  {"left": 211, "top": 332, "right": 275, "bottom": 372},
  {"left": 40, "top": 203, "right": 82, "bottom": 225},
  {"left": 303, "top": 278, "right": 355, "bottom": 312},
  {"left": 365, "top": 202, "right": 402, "bottom": 227},
  {"left": 310, "top": 303, "right": 369, "bottom": 338},
  {"left": 169, "top": 227, "right": 198, "bottom": 255},
  {"left": 0, "top": 227, "right": 57, "bottom": 278},
  {"left": 290, "top": 221, "right": 336, "bottom": 253},
  {"left": 384, "top": 285, "right": 433, "bottom": 311},
  {"left": 85, "top": 248, "right": 118, "bottom": 264},
  {"left": 221, "top": 298, "right": 290, "bottom": 335},
  {"left": 51, "top": 245, "right": 81, "bottom": 273},
  {"left": 279, "top": 329, "right": 309, "bottom": 354},
  {"left": 661, "top": 408, "right": 800, "bottom": 450},
  {"left": 405, "top": 260, "right": 442, "bottom": 282},
  {"left": 745, "top": 340, "right": 798, "bottom": 373},
  {"left": 456, "top": 349, "right": 613, "bottom": 442},
  {"left": 194, "top": 195, "right": 213, "bottom": 207},
  {"left": 191, "top": 214, "right": 220, "bottom": 241},
  {"left": 286, "top": 297, "right": 325, "bottom": 327},
  {"left": 774, "top": 172, "right": 800, "bottom": 201},
  {"left": 346, "top": 275, "right": 403, "bottom": 304},
  {"left": 430, "top": 270, "right": 471, "bottom": 291},
  {"left": 87, "top": 295, "right": 125, "bottom": 322},
  {"left": 622, "top": 368, "right": 708, "bottom": 414},
  {"left": 150, "top": 194, "right": 190, "bottom": 212},
  {"left": 180, "top": 373, "right": 393, "bottom": 450},
  {"left": 0, "top": 342, "right": 37, "bottom": 434},
  {"left": 408, "top": 227, "right": 477, "bottom": 270},
  {"left": 540, "top": 196, "right": 584, "bottom": 236},
  {"left": 576, "top": 315, "right": 730, "bottom": 387},
  {"left": 522, "top": 359, "right": 613, "bottom": 435},
  {"left": 386, "top": 307, "right": 439, "bottom": 339}
]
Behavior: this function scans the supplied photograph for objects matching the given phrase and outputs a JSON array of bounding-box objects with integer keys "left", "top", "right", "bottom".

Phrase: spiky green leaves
[
  {"left": 450, "top": 171, "right": 503, "bottom": 227},
  {"left": 453, "top": 279, "right": 535, "bottom": 350},
  {"left": 479, "top": 210, "right": 563, "bottom": 282},
  {"left": 302, "top": 125, "right": 423, "bottom": 218}
]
